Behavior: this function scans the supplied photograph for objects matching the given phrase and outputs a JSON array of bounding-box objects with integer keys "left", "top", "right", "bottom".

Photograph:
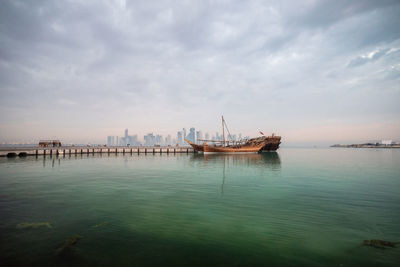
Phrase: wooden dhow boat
[{"left": 186, "top": 116, "right": 281, "bottom": 153}]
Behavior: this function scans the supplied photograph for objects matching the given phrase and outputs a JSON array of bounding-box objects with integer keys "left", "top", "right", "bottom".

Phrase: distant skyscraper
[
  {"left": 188, "top": 127, "right": 195, "bottom": 142},
  {"left": 205, "top": 133, "right": 210, "bottom": 140},
  {"left": 155, "top": 135, "right": 163, "bottom": 145},
  {"left": 168, "top": 135, "right": 172, "bottom": 144},
  {"left": 182, "top": 128, "right": 186, "bottom": 140},
  {"left": 177, "top": 131, "right": 183, "bottom": 146},
  {"left": 196, "top": 131, "right": 203, "bottom": 144},
  {"left": 165, "top": 135, "right": 172, "bottom": 145},
  {"left": 107, "top": 136, "right": 115, "bottom": 146},
  {"left": 120, "top": 129, "right": 129, "bottom": 145},
  {"left": 144, "top": 133, "right": 155, "bottom": 146},
  {"left": 128, "top": 134, "right": 138, "bottom": 146}
]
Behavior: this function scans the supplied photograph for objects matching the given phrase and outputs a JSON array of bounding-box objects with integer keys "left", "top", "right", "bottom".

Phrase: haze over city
[{"left": 0, "top": 0, "right": 399, "bottom": 145}]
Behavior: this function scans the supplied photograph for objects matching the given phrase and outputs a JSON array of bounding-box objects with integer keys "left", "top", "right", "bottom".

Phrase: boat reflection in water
[
  {"left": 189, "top": 152, "right": 281, "bottom": 195},
  {"left": 189, "top": 152, "right": 281, "bottom": 169}
]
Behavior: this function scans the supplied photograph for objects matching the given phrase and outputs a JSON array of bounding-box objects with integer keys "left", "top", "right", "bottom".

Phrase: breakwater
[{"left": 0, "top": 146, "right": 195, "bottom": 157}]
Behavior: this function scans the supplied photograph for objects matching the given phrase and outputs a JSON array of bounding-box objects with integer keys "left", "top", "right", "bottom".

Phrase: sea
[{"left": 0, "top": 148, "right": 399, "bottom": 266}]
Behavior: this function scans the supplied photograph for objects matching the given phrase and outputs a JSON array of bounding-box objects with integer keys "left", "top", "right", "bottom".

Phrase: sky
[{"left": 0, "top": 0, "right": 399, "bottom": 145}]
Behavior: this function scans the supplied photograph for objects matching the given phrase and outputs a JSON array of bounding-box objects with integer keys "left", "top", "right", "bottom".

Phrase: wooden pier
[{"left": 0, "top": 146, "right": 195, "bottom": 157}]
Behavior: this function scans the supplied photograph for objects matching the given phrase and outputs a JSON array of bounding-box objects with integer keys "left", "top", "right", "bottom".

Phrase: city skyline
[
  {"left": 0, "top": 1, "right": 399, "bottom": 145},
  {"left": 106, "top": 127, "right": 246, "bottom": 147}
]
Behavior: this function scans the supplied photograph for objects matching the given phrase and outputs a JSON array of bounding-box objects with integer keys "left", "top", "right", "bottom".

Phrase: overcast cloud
[{"left": 0, "top": 0, "right": 399, "bottom": 144}]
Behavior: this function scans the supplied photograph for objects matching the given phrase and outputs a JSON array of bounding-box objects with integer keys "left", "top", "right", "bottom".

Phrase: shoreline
[{"left": 331, "top": 144, "right": 400, "bottom": 149}]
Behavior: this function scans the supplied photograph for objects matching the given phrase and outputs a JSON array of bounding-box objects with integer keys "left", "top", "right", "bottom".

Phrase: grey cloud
[
  {"left": 347, "top": 48, "right": 390, "bottom": 67},
  {"left": 287, "top": 0, "right": 400, "bottom": 29}
]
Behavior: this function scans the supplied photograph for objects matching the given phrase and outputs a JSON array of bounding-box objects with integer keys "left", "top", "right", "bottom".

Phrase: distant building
[
  {"left": 381, "top": 140, "right": 394, "bottom": 145},
  {"left": 144, "top": 133, "right": 155, "bottom": 146},
  {"left": 182, "top": 128, "right": 187, "bottom": 140},
  {"left": 39, "top": 140, "right": 62, "bottom": 147},
  {"left": 205, "top": 133, "right": 210, "bottom": 140},
  {"left": 107, "top": 136, "right": 115, "bottom": 146},
  {"left": 119, "top": 129, "right": 128, "bottom": 145},
  {"left": 120, "top": 137, "right": 127, "bottom": 146},
  {"left": 165, "top": 135, "right": 172, "bottom": 145},
  {"left": 196, "top": 131, "right": 203, "bottom": 144},
  {"left": 177, "top": 131, "right": 183, "bottom": 145},
  {"left": 187, "top": 127, "right": 195, "bottom": 142},
  {"left": 127, "top": 135, "right": 139, "bottom": 146},
  {"left": 155, "top": 135, "right": 163, "bottom": 145},
  {"left": 215, "top": 132, "right": 220, "bottom": 141}
]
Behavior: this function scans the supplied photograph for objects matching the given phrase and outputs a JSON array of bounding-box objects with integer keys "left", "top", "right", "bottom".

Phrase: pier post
[
  {"left": 123, "top": 148, "right": 125, "bottom": 155},
  {"left": 174, "top": 148, "right": 176, "bottom": 154},
  {"left": 35, "top": 150, "right": 38, "bottom": 157},
  {"left": 108, "top": 148, "right": 110, "bottom": 154},
  {"left": 187, "top": 148, "right": 189, "bottom": 154},
  {"left": 153, "top": 148, "right": 155, "bottom": 154},
  {"left": 50, "top": 150, "right": 53, "bottom": 157},
  {"left": 145, "top": 148, "right": 147, "bottom": 154}
]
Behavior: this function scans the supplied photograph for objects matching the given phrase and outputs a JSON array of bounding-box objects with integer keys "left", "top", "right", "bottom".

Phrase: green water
[{"left": 0, "top": 148, "right": 399, "bottom": 266}]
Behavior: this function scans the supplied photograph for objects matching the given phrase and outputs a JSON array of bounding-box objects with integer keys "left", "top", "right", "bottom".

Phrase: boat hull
[
  {"left": 185, "top": 139, "right": 204, "bottom": 151},
  {"left": 261, "top": 137, "right": 281, "bottom": 151}
]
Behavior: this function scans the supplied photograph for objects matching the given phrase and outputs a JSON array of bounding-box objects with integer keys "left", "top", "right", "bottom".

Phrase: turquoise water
[{"left": 0, "top": 148, "right": 399, "bottom": 266}]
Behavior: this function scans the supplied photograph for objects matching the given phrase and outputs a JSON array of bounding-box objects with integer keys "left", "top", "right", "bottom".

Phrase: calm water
[{"left": 0, "top": 148, "right": 399, "bottom": 266}]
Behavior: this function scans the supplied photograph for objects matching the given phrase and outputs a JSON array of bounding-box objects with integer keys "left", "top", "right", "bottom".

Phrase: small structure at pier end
[{"left": 39, "top": 140, "right": 62, "bottom": 147}]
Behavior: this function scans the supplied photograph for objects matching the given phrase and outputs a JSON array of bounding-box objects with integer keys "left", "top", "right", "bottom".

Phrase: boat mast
[{"left": 222, "top": 115, "right": 225, "bottom": 146}]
